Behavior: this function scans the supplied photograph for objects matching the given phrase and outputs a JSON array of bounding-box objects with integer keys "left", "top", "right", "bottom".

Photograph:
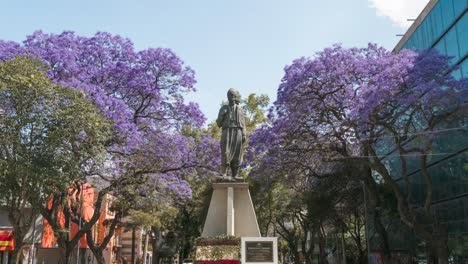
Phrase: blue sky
[{"left": 0, "top": 0, "right": 428, "bottom": 122}]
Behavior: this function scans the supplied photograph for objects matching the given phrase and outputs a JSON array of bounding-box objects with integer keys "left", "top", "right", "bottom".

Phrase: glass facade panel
[
  {"left": 422, "top": 21, "right": 431, "bottom": 48},
  {"left": 452, "top": 67, "right": 463, "bottom": 80},
  {"left": 392, "top": 149, "right": 468, "bottom": 205},
  {"left": 453, "top": 0, "right": 468, "bottom": 17},
  {"left": 431, "top": 123, "right": 468, "bottom": 162},
  {"left": 381, "top": 121, "right": 468, "bottom": 181},
  {"left": 461, "top": 59, "right": 468, "bottom": 78},
  {"left": 411, "top": 171, "right": 425, "bottom": 205},
  {"left": 445, "top": 26, "right": 460, "bottom": 62},
  {"left": 434, "top": 37, "right": 447, "bottom": 54},
  {"left": 434, "top": 152, "right": 468, "bottom": 201},
  {"left": 413, "top": 28, "right": 422, "bottom": 50},
  {"left": 402, "top": 0, "right": 467, "bottom": 55},
  {"left": 431, "top": 3, "right": 444, "bottom": 38},
  {"left": 377, "top": 1, "right": 468, "bottom": 260},
  {"left": 457, "top": 13, "right": 468, "bottom": 57},
  {"left": 441, "top": 0, "right": 456, "bottom": 29}
]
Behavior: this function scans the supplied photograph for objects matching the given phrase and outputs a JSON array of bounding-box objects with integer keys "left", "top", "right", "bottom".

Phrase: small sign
[
  {"left": 245, "top": 241, "right": 273, "bottom": 262},
  {"left": 241, "top": 237, "right": 278, "bottom": 264}
]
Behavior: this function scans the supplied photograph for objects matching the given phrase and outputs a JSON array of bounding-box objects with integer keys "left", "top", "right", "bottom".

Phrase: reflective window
[
  {"left": 434, "top": 37, "right": 447, "bottom": 54},
  {"left": 429, "top": 151, "right": 468, "bottom": 202},
  {"left": 460, "top": 59, "right": 468, "bottom": 78},
  {"left": 445, "top": 26, "right": 460, "bottom": 62},
  {"left": 402, "top": 0, "right": 468, "bottom": 53},
  {"left": 452, "top": 68, "right": 462, "bottom": 80},
  {"left": 431, "top": 3, "right": 444, "bottom": 38},
  {"left": 456, "top": 13, "right": 468, "bottom": 58},
  {"left": 382, "top": 1, "right": 468, "bottom": 254},
  {"left": 441, "top": 0, "right": 456, "bottom": 30},
  {"left": 453, "top": 0, "right": 468, "bottom": 17}
]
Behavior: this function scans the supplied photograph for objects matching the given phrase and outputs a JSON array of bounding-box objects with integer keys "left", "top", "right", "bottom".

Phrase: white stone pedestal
[{"left": 201, "top": 182, "right": 261, "bottom": 237}]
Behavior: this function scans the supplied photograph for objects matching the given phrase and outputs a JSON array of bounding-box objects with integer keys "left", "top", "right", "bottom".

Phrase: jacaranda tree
[
  {"left": 0, "top": 31, "right": 219, "bottom": 263},
  {"left": 250, "top": 44, "right": 467, "bottom": 264}
]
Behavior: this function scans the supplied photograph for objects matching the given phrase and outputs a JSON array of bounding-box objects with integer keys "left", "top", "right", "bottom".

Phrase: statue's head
[{"left": 227, "top": 88, "right": 240, "bottom": 105}]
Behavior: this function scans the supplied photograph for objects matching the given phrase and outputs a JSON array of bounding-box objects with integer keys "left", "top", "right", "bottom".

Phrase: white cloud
[{"left": 369, "top": 0, "right": 430, "bottom": 28}]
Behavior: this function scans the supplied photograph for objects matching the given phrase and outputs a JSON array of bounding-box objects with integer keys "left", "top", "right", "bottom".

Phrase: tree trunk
[
  {"left": 57, "top": 246, "right": 72, "bottom": 264},
  {"left": 9, "top": 210, "right": 32, "bottom": 264},
  {"left": 131, "top": 226, "right": 136, "bottom": 264},
  {"left": 426, "top": 241, "right": 437, "bottom": 264},
  {"left": 11, "top": 248, "right": 20, "bottom": 264},
  {"left": 85, "top": 212, "right": 121, "bottom": 264},
  {"left": 372, "top": 209, "right": 391, "bottom": 264},
  {"left": 341, "top": 228, "right": 346, "bottom": 264},
  {"left": 178, "top": 247, "right": 182, "bottom": 264},
  {"left": 13, "top": 245, "right": 28, "bottom": 264},
  {"left": 63, "top": 247, "right": 68, "bottom": 264},
  {"left": 292, "top": 250, "right": 301, "bottom": 264},
  {"left": 363, "top": 172, "right": 391, "bottom": 264},
  {"left": 318, "top": 226, "right": 328, "bottom": 264},
  {"left": 92, "top": 249, "right": 106, "bottom": 264},
  {"left": 358, "top": 252, "right": 365, "bottom": 264},
  {"left": 86, "top": 233, "right": 106, "bottom": 264},
  {"left": 432, "top": 238, "right": 449, "bottom": 264},
  {"left": 286, "top": 239, "right": 300, "bottom": 264},
  {"left": 304, "top": 249, "right": 314, "bottom": 264},
  {"left": 152, "top": 251, "right": 160, "bottom": 264},
  {"left": 152, "top": 228, "right": 161, "bottom": 264},
  {"left": 79, "top": 248, "right": 87, "bottom": 264}
]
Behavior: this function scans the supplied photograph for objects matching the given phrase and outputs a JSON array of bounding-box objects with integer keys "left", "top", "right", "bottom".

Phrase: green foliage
[
  {"left": 128, "top": 205, "right": 178, "bottom": 230},
  {"left": 242, "top": 93, "right": 269, "bottom": 134},
  {"left": 205, "top": 93, "right": 269, "bottom": 140},
  {"left": 0, "top": 56, "right": 112, "bottom": 256},
  {"left": 0, "top": 56, "right": 112, "bottom": 201},
  {"left": 119, "top": 177, "right": 180, "bottom": 231},
  {"left": 251, "top": 181, "right": 292, "bottom": 236}
]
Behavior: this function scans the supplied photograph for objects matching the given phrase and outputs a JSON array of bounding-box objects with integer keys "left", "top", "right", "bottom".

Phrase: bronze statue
[{"left": 216, "top": 88, "right": 246, "bottom": 181}]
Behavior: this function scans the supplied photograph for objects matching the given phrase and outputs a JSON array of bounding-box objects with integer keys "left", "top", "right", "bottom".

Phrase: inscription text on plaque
[
  {"left": 245, "top": 241, "right": 273, "bottom": 262},
  {"left": 241, "top": 237, "right": 278, "bottom": 264}
]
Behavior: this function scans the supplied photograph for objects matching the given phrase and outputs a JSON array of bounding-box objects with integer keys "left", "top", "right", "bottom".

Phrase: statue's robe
[{"left": 216, "top": 103, "right": 246, "bottom": 170}]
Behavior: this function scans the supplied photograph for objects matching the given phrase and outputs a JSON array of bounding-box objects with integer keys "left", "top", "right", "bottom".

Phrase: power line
[
  {"left": 336, "top": 150, "right": 467, "bottom": 160},
  {"left": 355, "top": 126, "right": 466, "bottom": 141}
]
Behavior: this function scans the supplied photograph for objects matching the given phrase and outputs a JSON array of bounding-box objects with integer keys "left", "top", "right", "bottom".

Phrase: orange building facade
[
  {"left": 40, "top": 183, "right": 122, "bottom": 263},
  {"left": 0, "top": 183, "right": 144, "bottom": 263}
]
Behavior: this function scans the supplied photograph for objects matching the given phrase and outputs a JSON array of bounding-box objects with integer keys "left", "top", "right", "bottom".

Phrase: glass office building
[
  {"left": 394, "top": 0, "right": 467, "bottom": 78},
  {"left": 369, "top": 0, "right": 468, "bottom": 262}
]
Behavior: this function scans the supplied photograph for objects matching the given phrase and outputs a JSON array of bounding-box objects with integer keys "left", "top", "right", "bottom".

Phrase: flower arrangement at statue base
[
  {"left": 196, "top": 260, "right": 240, "bottom": 264},
  {"left": 195, "top": 236, "right": 240, "bottom": 264}
]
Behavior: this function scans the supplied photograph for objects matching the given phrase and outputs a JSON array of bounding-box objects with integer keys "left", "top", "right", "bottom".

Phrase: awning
[{"left": 0, "top": 230, "right": 14, "bottom": 251}]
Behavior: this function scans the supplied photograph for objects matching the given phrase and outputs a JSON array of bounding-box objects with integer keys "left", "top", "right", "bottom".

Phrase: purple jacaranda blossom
[
  {"left": 248, "top": 44, "right": 467, "bottom": 257},
  {"left": 1, "top": 31, "right": 201, "bottom": 145},
  {"left": 0, "top": 40, "right": 26, "bottom": 60},
  {"left": 0, "top": 31, "right": 218, "bottom": 200},
  {"left": 153, "top": 172, "right": 193, "bottom": 201},
  {"left": 249, "top": 44, "right": 467, "bottom": 185}
]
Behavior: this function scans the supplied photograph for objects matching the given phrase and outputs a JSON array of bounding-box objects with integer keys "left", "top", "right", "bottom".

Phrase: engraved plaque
[{"left": 245, "top": 241, "right": 273, "bottom": 262}]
